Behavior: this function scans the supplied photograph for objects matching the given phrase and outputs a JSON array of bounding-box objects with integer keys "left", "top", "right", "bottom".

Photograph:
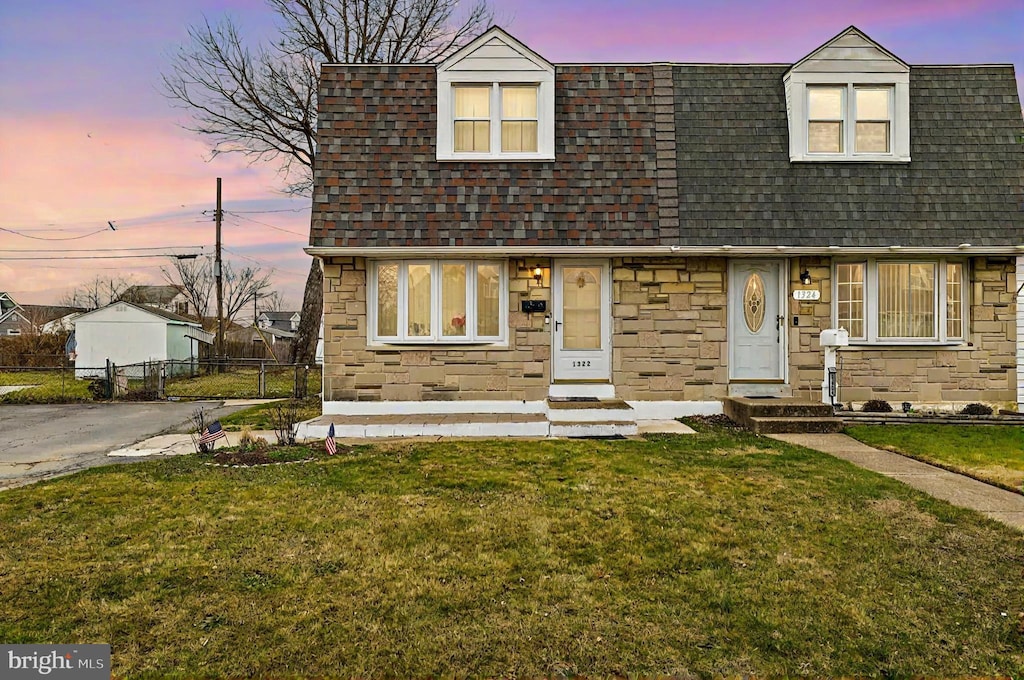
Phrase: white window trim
[
  {"left": 437, "top": 73, "right": 555, "bottom": 162},
  {"left": 7, "top": 328, "right": 22, "bottom": 336},
  {"left": 832, "top": 258, "right": 967, "bottom": 345},
  {"left": 368, "top": 260, "right": 509, "bottom": 345},
  {"left": 787, "top": 72, "right": 910, "bottom": 163}
]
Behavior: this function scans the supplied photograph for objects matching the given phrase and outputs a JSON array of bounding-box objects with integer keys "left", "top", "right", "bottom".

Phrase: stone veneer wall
[
  {"left": 323, "top": 255, "right": 1015, "bottom": 407},
  {"left": 322, "top": 256, "right": 731, "bottom": 403},
  {"left": 788, "top": 257, "right": 1018, "bottom": 407},
  {"left": 611, "top": 257, "right": 728, "bottom": 401}
]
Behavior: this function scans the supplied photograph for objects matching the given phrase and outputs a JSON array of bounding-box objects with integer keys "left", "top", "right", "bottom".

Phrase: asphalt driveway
[{"left": 0, "top": 401, "right": 250, "bottom": 490}]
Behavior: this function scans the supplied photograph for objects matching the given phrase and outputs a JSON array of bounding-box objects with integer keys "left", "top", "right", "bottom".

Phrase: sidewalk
[
  {"left": 108, "top": 430, "right": 283, "bottom": 457},
  {"left": 771, "top": 433, "right": 1024, "bottom": 531}
]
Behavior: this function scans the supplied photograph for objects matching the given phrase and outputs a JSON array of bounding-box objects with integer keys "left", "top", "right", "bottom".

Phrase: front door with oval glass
[
  {"left": 552, "top": 261, "right": 611, "bottom": 382},
  {"left": 729, "top": 260, "right": 786, "bottom": 381}
]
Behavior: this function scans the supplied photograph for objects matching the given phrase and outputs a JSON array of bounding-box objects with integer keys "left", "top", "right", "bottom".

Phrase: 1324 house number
[{"left": 572, "top": 360, "right": 592, "bottom": 368}]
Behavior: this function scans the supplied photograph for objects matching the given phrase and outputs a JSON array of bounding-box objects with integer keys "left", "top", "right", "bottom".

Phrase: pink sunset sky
[{"left": 1, "top": 0, "right": 1021, "bottom": 311}]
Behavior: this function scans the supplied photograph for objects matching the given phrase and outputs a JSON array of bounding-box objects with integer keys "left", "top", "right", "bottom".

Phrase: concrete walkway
[{"left": 771, "top": 433, "right": 1024, "bottom": 531}]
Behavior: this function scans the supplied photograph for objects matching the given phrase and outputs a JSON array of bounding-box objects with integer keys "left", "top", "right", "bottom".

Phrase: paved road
[{"left": 0, "top": 402, "right": 251, "bottom": 490}]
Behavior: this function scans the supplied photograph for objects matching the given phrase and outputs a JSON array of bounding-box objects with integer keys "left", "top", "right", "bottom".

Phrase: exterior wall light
[{"left": 800, "top": 270, "right": 812, "bottom": 285}]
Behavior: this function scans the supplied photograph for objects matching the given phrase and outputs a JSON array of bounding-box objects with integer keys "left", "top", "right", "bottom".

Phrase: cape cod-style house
[{"left": 305, "top": 26, "right": 1022, "bottom": 437}]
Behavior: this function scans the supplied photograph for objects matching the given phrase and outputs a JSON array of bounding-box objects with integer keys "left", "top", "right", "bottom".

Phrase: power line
[
  {"left": 3, "top": 245, "right": 206, "bottom": 253},
  {"left": 224, "top": 207, "right": 309, "bottom": 215},
  {"left": 0, "top": 253, "right": 201, "bottom": 261},
  {"left": 1, "top": 226, "right": 110, "bottom": 241},
  {"left": 224, "top": 212, "right": 308, "bottom": 237},
  {"left": 222, "top": 246, "right": 309, "bottom": 277}
]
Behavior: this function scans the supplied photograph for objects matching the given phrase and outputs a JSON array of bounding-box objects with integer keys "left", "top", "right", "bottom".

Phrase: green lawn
[
  {"left": 1, "top": 430, "right": 1022, "bottom": 677},
  {"left": 0, "top": 368, "right": 91, "bottom": 403},
  {"left": 846, "top": 424, "right": 1024, "bottom": 492},
  {"left": 164, "top": 366, "right": 321, "bottom": 399},
  {"left": 218, "top": 398, "right": 322, "bottom": 431}
]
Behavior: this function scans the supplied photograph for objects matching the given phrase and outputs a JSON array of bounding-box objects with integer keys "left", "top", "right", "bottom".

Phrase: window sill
[
  {"left": 368, "top": 340, "right": 510, "bottom": 350},
  {"left": 839, "top": 342, "right": 969, "bottom": 350},
  {"left": 436, "top": 153, "right": 555, "bottom": 162},
  {"left": 790, "top": 154, "right": 911, "bottom": 163}
]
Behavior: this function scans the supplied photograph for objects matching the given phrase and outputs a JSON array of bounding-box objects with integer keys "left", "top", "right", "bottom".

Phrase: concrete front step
[
  {"left": 546, "top": 398, "right": 635, "bottom": 424},
  {"left": 724, "top": 396, "right": 835, "bottom": 420},
  {"left": 297, "top": 414, "right": 549, "bottom": 439},
  {"left": 549, "top": 420, "right": 638, "bottom": 438},
  {"left": 748, "top": 416, "right": 845, "bottom": 434}
]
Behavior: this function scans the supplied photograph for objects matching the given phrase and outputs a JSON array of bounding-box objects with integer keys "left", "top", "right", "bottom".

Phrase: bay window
[
  {"left": 834, "top": 260, "right": 965, "bottom": 343},
  {"left": 371, "top": 261, "right": 506, "bottom": 343}
]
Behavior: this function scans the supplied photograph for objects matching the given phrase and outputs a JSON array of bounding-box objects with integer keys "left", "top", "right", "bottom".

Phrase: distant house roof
[
  {"left": 74, "top": 300, "right": 200, "bottom": 325},
  {"left": 120, "top": 285, "right": 184, "bottom": 305},
  {"left": 20, "top": 305, "right": 86, "bottom": 325},
  {"left": 258, "top": 311, "right": 301, "bottom": 333},
  {"left": 0, "top": 292, "right": 21, "bottom": 322},
  {"left": 261, "top": 311, "right": 300, "bottom": 322}
]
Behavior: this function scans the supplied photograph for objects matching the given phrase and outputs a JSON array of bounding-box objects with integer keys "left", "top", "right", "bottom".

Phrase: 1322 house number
[{"left": 572, "top": 360, "right": 592, "bottom": 368}]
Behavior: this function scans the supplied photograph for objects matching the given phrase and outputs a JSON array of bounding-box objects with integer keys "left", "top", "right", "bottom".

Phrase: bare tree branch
[
  {"left": 163, "top": 0, "right": 493, "bottom": 361},
  {"left": 162, "top": 257, "right": 274, "bottom": 327}
]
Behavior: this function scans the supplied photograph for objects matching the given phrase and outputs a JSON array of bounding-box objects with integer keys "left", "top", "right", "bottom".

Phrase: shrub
[
  {"left": 861, "top": 399, "right": 893, "bottom": 413},
  {"left": 959, "top": 403, "right": 993, "bottom": 416}
]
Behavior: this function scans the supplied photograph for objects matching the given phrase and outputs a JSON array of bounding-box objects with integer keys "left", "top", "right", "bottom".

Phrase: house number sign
[{"left": 792, "top": 289, "right": 820, "bottom": 301}]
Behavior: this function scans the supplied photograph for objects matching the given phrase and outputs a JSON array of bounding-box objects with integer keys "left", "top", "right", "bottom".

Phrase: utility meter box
[{"left": 820, "top": 328, "right": 849, "bottom": 347}]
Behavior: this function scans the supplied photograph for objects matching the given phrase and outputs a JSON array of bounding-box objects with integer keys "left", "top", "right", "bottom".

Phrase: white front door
[
  {"left": 729, "top": 260, "right": 786, "bottom": 382},
  {"left": 552, "top": 261, "right": 612, "bottom": 384}
]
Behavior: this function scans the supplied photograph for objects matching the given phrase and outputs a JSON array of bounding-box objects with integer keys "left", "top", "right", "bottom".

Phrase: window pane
[
  {"left": 501, "top": 121, "right": 538, "bottom": 152},
  {"left": 476, "top": 264, "right": 501, "bottom": 337},
  {"left": 856, "top": 88, "right": 889, "bottom": 120},
  {"left": 946, "top": 263, "right": 963, "bottom": 338},
  {"left": 878, "top": 263, "right": 935, "bottom": 338},
  {"left": 562, "top": 267, "right": 602, "bottom": 350},
  {"left": 442, "top": 264, "right": 467, "bottom": 337},
  {"left": 454, "top": 120, "right": 489, "bottom": 152},
  {"left": 808, "top": 122, "right": 842, "bottom": 153},
  {"left": 376, "top": 263, "right": 398, "bottom": 337},
  {"left": 856, "top": 122, "right": 890, "bottom": 153},
  {"left": 836, "top": 263, "right": 865, "bottom": 339},
  {"left": 454, "top": 86, "right": 489, "bottom": 118},
  {"left": 407, "top": 264, "right": 432, "bottom": 337},
  {"left": 502, "top": 86, "right": 537, "bottom": 118},
  {"left": 808, "top": 87, "right": 843, "bottom": 119}
]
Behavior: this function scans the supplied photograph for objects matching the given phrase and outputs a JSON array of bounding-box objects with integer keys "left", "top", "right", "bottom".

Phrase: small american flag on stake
[
  {"left": 325, "top": 423, "right": 337, "bottom": 455},
  {"left": 198, "top": 420, "right": 227, "bottom": 447}
]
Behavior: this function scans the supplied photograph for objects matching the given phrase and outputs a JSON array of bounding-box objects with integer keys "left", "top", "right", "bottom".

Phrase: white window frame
[
  {"left": 833, "top": 258, "right": 967, "bottom": 345},
  {"left": 7, "top": 328, "right": 21, "bottom": 336},
  {"left": 437, "top": 78, "right": 555, "bottom": 162},
  {"left": 369, "top": 260, "right": 508, "bottom": 345},
  {"left": 807, "top": 85, "right": 894, "bottom": 158},
  {"left": 787, "top": 73, "right": 910, "bottom": 163}
]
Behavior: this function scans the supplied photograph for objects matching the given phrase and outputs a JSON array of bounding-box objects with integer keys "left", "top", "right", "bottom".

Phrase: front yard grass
[
  {"left": 1, "top": 429, "right": 1022, "bottom": 677},
  {"left": 0, "top": 369, "right": 91, "bottom": 403},
  {"left": 218, "top": 397, "right": 322, "bottom": 431},
  {"left": 846, "top": 423, "right": 1024, "bottom": 492},
  {"left": 164, "top": 366, "right": 322, "bottom": 399}
]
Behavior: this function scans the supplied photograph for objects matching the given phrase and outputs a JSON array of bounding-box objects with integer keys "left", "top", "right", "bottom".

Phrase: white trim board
[
  {"left": 321, "top": 398, "right": 723, "bottom": 419},
  {"left": 1017, "top": 256, "right": 1023, "bottom": 411}
]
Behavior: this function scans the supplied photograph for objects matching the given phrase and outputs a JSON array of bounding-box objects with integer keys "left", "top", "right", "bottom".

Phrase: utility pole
[{"left": 215, "top": 177, "right": 224, "bottom": 362}]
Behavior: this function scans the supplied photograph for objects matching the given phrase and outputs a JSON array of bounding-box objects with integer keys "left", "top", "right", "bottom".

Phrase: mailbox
[
  {"left": 820, "top": 328, "right": 849, "bottom": 347},
  {"left": 521, "top": 299, "right": 547, "bottom": 314}
]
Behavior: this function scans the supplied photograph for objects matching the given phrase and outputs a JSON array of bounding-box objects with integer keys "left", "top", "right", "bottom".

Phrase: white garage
[{"left": 73, "top": 301, "right": 212, "bottom": 378}]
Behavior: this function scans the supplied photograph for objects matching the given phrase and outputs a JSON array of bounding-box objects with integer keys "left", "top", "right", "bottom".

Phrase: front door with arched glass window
[
  {"left": 729, "top": 260, "right": 786, "bottom": 382},
  {"left": 552, "top": 261, "right": 612, "bottom": 384}
]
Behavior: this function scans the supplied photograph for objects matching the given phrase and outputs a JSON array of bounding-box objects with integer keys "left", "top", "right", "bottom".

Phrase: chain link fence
[{"left": 1, "top": 359, "right": 320, "bottom": 402}]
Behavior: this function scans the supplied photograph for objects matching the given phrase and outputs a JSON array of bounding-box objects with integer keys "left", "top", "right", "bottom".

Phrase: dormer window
[
  {"left": 807, "top": 85, "right": 893, "bottom": 156},
  {"left": 437, "top": 28, "right": 554, "bottom": 161},
  {"left": 784, "top": 27, "right": 910, "bottom": 163}
]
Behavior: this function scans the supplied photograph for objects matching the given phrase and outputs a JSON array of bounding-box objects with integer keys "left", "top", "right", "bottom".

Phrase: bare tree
[
  {"left": 58, "top": 275, "right": 135, "bottom": 310},
  {"left": 162, "top": 0, "right": 493, "bottom": 363},
  {"left": 163, "top": 257, "right": 274, "bottom": 327}
]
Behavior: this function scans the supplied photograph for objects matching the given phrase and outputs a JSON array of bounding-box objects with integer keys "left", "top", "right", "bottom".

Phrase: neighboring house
[
  {"left": 0, "top": 292, "right": 31, "bottom": 336},
  {"left": 307, "top": 25, "right": 1023, "bottom": 428},
  {"left": 20, "top": 305, "right": 86, "bottom": 334},
  {"left": 73, "top": 301, "right": 213, "bottom": 378},
  {"left": 257, "top": 311, "right": 300, "bottom": 335},
  {"left": 120, "top": 285, "right": 192, "bottom": 317}
]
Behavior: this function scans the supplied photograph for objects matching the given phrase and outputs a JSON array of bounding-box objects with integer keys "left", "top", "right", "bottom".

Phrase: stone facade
[
  {"left": 324, "top": 255, "right": 1016, "bottom": 408},
  {"left": 787, "top": 257, "right": 1018, "bottom": 408}
]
